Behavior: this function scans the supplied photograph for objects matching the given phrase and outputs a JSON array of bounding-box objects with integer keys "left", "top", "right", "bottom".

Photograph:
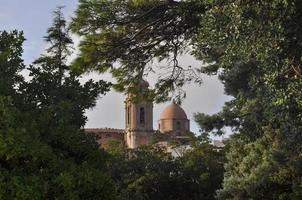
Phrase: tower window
[
  {"left": 140, "top": 107, "right": 145, "bottom": 124},
  {"left": 127, "top": 106, "right": 130, "bottom": 125},
  {"left": 176, "top": 121, "right": 181, "bottom": 130}
]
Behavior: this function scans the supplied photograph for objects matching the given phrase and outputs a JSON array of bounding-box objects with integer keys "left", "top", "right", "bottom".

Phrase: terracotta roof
[{"left": 160, "top": 100, "right": 188, "bottom": 120}]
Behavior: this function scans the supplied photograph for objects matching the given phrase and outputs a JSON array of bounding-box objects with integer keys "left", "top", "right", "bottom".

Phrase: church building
[{"left": 85, "top": 80, "right": 191, "bottom": 149}]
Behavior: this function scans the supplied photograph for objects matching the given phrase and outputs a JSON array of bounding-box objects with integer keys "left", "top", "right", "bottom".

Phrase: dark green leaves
[{"left": 0, "top": 9, "right": 115, "bottom": 200}]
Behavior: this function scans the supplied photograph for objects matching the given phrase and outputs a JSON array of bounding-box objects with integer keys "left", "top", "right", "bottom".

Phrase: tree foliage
[
  {"left": 72, "top": 0, "right": 302, "bottom": 199},
  {"left": 193, "top": 1, "right": 302, "bottom": 199},
  {"left": 0, "top": 30, "right": 25, "bottom": 101},
  {"left": 0, "top": 8, "right": 115, "bottom": 199},
  {"left": 107, "top": 136, "right": 224, "bottom": 200},
  {"left": 71, "top": 0, "right": 208, "bottom": 101}
]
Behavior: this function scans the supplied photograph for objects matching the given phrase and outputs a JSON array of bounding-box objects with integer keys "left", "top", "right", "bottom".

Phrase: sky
[{"left": 0, "top": 0, "right": 232, "bottom": 135}]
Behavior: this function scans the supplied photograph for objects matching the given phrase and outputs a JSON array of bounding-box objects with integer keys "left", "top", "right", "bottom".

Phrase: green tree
[
  {"left": 0, "top": 9, "right": 116, "bottom": 199},
  {"left": 107, "top": 137, "right": 224, "bottom": 200},
  {"left": 193, "top": 1, "right": 302, "bottom": 199},
  {"left": 70, "top": 0, "right": 206, "bottom": 101},
  {"left": 25, "top": 7, "right": 111, "bottom": 129},
  {"left": 72, "top": 0, "right": 302, "bottom": 199},
  {"left": 178, "top": 134, "right": 225, "bottom": 200},
  {"left": 0, "top": 30, "right": 25, "bottom": 101}
]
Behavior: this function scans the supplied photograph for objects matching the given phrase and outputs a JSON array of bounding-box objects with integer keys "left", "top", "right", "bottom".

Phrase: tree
[
  {"left": 70, "top": 0, "right": 206, "bottom": 101},
  {"left": 0, "top": 30, "right": 25, "bottom": 101},
  {"left": 193, "top": 1, "right": 302, "bottom": 199},
  {"left": 0, "top": 9, "right": 116, "bottom": 199},
  {"left": 72, "top": 0, "right": 302, "bottom": 199},
  {"left": 107, "top": 137, "right": 224, "bottom": 200},
  {"left": 25, "top": 7, "right": 111, "bottom": 129},
  {"left": 178, "top": 134, "right": 225, "bottom": 200}
]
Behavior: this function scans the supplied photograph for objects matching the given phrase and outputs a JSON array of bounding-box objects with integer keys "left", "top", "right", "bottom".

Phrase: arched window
[
  {"left": 176, "top": 121, "right": 181, "bottom": 130},
  {"left": 140, "top": 107, "right": 145, "bottom": 124}
]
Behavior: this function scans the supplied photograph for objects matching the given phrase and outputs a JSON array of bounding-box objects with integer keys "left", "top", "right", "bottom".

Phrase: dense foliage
[
  {"left": 106, "top": 136, "right": 225, "bottom": 200},
  {"left": 0, "top": 8, "right": 115, "bottom": 199},
  {"left": 194, "top": 1, "right": 302, "bottom": 199},
  {"left": 72, "top": 0, "right": 302, "bottom": 199}
]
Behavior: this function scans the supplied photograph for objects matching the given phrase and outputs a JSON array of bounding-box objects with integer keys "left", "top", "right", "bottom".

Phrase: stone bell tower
[{"left": 125, "top": 80, "right": 153, "bottom": 148}]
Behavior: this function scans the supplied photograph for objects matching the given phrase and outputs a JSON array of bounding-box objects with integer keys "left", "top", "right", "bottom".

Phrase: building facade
[{"left": 85, "top": 80, "right": 191, "bottom": 149}]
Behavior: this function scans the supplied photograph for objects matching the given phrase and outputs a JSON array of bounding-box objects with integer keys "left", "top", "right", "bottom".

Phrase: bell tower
[{"left": 125, "top": 80, "right": 153, "bottom": 148}]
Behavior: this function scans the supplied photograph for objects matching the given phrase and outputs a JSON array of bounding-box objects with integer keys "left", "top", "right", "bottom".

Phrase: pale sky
[{"left": 0, "top": 0, "right": 232, "bottom": 135}]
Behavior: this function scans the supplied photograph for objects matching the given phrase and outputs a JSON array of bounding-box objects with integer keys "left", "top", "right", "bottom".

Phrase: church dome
[{"left": 160, "top": 100, "right": 187, "bottom": 120}]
